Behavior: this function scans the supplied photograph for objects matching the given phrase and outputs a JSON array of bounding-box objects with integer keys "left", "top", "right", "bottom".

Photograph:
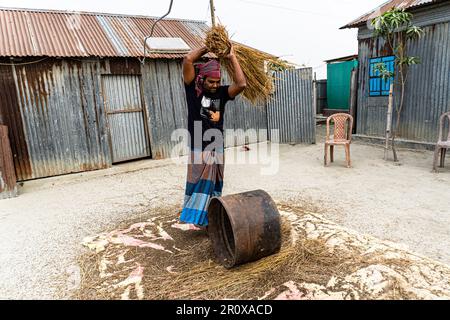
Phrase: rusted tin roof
[
  {"left": 341, "top": 0, "right": 444, "bottom": 29},
  {"left": 0, "top": 7, "right": 209, "bottom": 58},
  {"left": 324, "top": 54, "right": 358, "bottom": 64}
]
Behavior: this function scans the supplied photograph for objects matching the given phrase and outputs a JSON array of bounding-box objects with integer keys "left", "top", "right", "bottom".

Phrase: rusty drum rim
[{"left": 209, "top": 196, "right": 239, "bottom": 268}]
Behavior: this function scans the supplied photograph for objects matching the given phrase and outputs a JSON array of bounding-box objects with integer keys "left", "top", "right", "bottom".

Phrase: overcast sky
[{"left": 0, "top": 0, "right": 383, "bottom": 78}]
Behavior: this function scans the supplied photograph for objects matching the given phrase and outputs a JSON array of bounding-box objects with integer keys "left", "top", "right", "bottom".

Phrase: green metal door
[{"left": 327, "top": 59, "right": 358, "bottom": 110}]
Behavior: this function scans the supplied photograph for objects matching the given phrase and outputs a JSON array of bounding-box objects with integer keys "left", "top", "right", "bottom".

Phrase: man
[{"left": 179, "top": 45, "right": 246, "bottom": 229}]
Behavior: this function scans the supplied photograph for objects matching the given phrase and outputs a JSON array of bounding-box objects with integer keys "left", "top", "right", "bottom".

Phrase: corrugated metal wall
[
  {"left": 357, "top": 2, "right": 450, "bottom": 40},
  {"left": 267, "top": 68, "right": 315, "bottom": 144},
  {"left": 0, "top": 58, "right": 147, "bottom": 181},
  {"left": 0, "top": 58, "right": 316, "bottom": 181},
  {"left": 9, "top": 59, "right": 110, "bottom": 180},
  {"left": 222, "top": 71, "right": 268, "bottom": 148},
  {"left": 356, "top": 21, "right": 450, "bottom": 143},
  {"left": 142, "top": 63, "right": 270, "bottom": 159},
  {"left": 0, "top": 63, "right": 32, "bottom": 179},
  {"left": 344, "top": 0, "right": 436, "bottom": 29},
  {"left": 142, "top": 59, "right": 189, "bottom": 160}
]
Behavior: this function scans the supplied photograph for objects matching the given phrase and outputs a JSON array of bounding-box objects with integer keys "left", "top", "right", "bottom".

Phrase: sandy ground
[{"left": 0, "top": 125, "right": 449, "bottom": 299}]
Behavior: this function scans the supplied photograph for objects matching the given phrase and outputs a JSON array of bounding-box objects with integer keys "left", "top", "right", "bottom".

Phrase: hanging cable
[
  {"left": 204, "top": 1, "right": 210, "bottom": 23},
  {"left": 140, "top": 0, "right": 174, "bottom": 64},
  {"left": 236, "top": 0, "right": 348, "bottom": 19},
  {"left": 0, "top": 57, "right": 49, "bottom": 66}
]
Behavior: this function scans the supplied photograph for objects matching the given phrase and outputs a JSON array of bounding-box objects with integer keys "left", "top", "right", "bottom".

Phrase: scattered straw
[
  {"left": 205, "top": 24, "right": 293, "bottom": 105},
  {"left": 75, "top": 205, "right": 428, "bottom": 300},
  {"left": 76, "top": 213, "right": 359, "bottom": 300}
]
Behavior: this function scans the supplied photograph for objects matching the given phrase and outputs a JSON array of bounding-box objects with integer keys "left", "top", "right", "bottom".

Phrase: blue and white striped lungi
[{"left": 179, "top": 149, "right": 224, "bottom": 226}]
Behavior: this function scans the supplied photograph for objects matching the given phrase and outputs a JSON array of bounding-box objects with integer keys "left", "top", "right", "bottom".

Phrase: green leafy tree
[{"left": 372, "top": 8, "right": 423, "bottom": 162}]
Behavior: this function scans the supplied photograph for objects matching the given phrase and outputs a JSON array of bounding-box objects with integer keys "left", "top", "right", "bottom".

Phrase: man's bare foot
[{"left": 171, "top": 223, "right": 203, "bottom": 231}]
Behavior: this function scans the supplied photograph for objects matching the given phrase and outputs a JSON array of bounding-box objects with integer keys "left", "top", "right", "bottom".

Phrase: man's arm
[
  {"left": 227, "top": 46, "right": 247, "bottom": 98},
  {"left": 183, "top": 46, "right": 208, "bottom": 85}
]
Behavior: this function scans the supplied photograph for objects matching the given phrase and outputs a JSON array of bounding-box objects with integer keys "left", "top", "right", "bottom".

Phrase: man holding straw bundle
[{"left": 179, "top": 45, "right": 246, "bottom": 229}]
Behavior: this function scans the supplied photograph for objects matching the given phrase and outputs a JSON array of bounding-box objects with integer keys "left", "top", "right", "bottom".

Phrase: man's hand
[
  {"left": 183, "top": 46, "right": 209, "bottom": 85},
  {"left": 226, "top": 45, "right": 236, "bottom": 60},
  {"left": 226, "top": 44, "right": 247, "bottom": 98},
  {"left": 209, "top": 111, "right": 220, "bottom": 122}
]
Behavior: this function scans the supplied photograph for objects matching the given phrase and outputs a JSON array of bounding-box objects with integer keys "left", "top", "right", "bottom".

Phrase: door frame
[{"left": 100, "top": 74, "right": 152, "bottom": 163}]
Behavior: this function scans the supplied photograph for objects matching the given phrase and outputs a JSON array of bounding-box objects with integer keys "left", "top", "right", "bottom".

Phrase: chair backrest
[
  {"left": 326, "top": 113, "right": 354, "bottom": 141},
  {"left": 438, "top": 111, "right": 450, "bottom": 142}
]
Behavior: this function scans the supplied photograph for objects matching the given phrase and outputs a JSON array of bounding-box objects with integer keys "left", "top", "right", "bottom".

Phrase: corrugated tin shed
[
  {"left": 341, "top": 0, "right": 445, "bottom": 29},
  {"left": 0, "top": 7, "right": 209, "bottom": 58},
  {"left": 348, "top": 0, "right": 450, "bottom": 148}
]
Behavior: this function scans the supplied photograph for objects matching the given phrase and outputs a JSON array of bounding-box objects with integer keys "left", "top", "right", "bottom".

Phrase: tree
[{"left": 372, "top": 8, "right": 423, "bottom": 162}]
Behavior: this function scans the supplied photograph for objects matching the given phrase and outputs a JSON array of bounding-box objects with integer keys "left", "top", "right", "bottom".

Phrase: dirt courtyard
[{"left": 1, "top": 125, "right": 449, "bottom": 299}]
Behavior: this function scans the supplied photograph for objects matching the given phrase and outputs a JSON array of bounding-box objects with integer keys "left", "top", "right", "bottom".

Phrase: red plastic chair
[
  {"left": 324, "top": 113, "right": 353, "bottom": 168},
  {"left": 433, "top": 111, "right": 450, "bottom": 172}
]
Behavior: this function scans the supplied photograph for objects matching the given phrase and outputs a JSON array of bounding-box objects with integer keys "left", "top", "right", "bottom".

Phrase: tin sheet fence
[{"left": 267, "top": 68, "right": 315, "bottom": 144}]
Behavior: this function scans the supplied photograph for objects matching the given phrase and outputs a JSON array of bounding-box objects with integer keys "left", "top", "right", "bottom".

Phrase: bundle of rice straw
[{"left": 205, "top": 24, "right": 293, "bottom": 105}]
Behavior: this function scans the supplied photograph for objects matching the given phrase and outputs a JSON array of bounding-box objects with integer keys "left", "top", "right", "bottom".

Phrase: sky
[{"left": 0, "top": 0, "right": 383, "bottom": 78}]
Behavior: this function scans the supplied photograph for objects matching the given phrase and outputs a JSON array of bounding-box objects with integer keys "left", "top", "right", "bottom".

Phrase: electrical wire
[
  {"left": 0, "top": 57, "right": 49, "bottom": 66},
  {"left": 140, "top": 0, "right": 174, "bottom": 64},
  {"left": 203, "top": 0, "right": 210, "bottom": 23},
  {"left": 236, "top": 0, "right": 348, "bottom": 19},
  {"left": 312, "top": 63, "right": 327, "bottom": 69}
]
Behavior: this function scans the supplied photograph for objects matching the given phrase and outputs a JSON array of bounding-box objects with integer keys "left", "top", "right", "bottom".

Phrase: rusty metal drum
[{"left": 207, "top": 190, "right": 281, "bottom": 268}]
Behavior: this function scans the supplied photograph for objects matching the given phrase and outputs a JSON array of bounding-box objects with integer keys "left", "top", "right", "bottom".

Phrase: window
[{"left": 369, "top": 56, "right": 395, "bottom": 96}]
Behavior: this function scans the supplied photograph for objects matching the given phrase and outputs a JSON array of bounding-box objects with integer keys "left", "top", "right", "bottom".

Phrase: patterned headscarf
[{"left": 195, "top": 59, "right": 221, "bottom": 97}]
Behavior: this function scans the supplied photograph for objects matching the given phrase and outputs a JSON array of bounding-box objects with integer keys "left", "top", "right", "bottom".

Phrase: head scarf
[{"left": 195, "top": 59, "right": 221, "bottom": 97}]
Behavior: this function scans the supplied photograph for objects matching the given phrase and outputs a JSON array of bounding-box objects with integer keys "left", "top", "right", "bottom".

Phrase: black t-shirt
[{"left": 184, "top": 81, "right": 234, "bottom": 150}]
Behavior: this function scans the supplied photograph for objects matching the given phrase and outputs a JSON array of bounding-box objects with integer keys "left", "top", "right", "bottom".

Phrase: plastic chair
[
  {"left": 432, "top": 111, "right": 450, "bottom": 172},
  {"left": 324, "top": 113, "right": 353, "bottom": 168}
]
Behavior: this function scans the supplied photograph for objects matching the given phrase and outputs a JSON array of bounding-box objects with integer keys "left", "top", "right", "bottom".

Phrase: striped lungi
[{"left": 180, "top": 149, "right": 224, "bottom": 226}]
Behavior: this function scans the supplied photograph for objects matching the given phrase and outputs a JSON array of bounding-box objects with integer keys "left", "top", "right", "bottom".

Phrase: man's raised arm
[
  {"left": 183, "top": 46, "right": 208, "bottom": 85},
  {"left": 227, "top": 46, "right": 247, "bottom": 98}
]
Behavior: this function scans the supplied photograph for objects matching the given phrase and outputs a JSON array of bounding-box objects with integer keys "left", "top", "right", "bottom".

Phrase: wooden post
[
  {"left": 384, "top": 83, "right": 394, "bottom": 160},
  {"left": 0, "top": 125, "right": 17, "bottom": 199},
  {"left": 210, "top": 0, "right": 216, "bottom": 26},
  {"left": 349, "top": 68, "right": 358, "bottom": 134},
  {"left": 313, "top": 72, "right": 317, "bottom": 115}
]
